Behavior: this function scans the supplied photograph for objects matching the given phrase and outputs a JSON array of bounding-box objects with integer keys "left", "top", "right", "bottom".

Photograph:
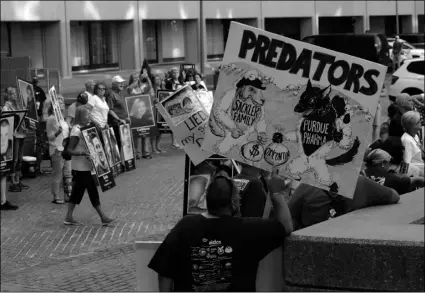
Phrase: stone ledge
[{"left": 283, "top": 188, "right": 424, "bottom": 292}]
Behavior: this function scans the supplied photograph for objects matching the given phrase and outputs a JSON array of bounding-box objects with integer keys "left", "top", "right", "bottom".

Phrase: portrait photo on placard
[
  {"left": 17, "top": 78, "right": 38, "bottom": 121},
  {"left": 160, "top": 85, "right": 204, "bottom": 126},
  {"left": 0, "top": 117, "right": 14, "bottom": 163},
  {"left": 109, "top": 127, "right": 122, "bottom": 166},
  {"left": 82, "top": 127, "right": 110, "bottom": 177},
  {"left": 156, "top": 90, "right": 173, "bottom": 124},
  {"left": 101, "top": 128, "right": 116, "bottom": 168},
  {"left": 125, "top": 95, "right": 155, "bottom": 130},
  {"left": 119, "top": 124, "right": 134, "bottom": 162},
  {"left": 184, "top": 155, "right": 240, "bottom": 215}
]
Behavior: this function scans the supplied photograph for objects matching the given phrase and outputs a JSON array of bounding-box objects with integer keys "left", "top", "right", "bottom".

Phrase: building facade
[{"left": 1, "top": 0, "right": 424, "bottom": 79}]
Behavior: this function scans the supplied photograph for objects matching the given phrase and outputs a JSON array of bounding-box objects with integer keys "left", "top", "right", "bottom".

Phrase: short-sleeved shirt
[
  {"left": 88, "top": 95, "right": 109, "bottom": 128},
  {"left": 401, "top": 133, "right": 423, "bottom": 166},
  {"left": 67, "top": 102, "right": 77, "bottom": 120},
  {"left": 105, "top": 90, "right": 128, "bottom": 124},
  {"left": 70, "top": 125, "right": 92, "bottom": 172},
  {"left": 364, "top": 166, "right": 412, "bottom": 195},
  {"left": 148, "top": 214, "right": 287, "bottom": 292}
]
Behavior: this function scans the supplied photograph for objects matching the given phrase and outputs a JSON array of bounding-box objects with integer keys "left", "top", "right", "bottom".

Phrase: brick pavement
[{"left": 1, "top": 138, "right": 185, "bottom": 280}]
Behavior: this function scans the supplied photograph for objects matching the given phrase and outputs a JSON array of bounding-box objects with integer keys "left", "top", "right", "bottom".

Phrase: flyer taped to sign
[
  {"left": 156, "top": 85, "right": 211, "bottom": 165},
  {"left": 201, "top": 22, "right": 387, "bottom": 198}
]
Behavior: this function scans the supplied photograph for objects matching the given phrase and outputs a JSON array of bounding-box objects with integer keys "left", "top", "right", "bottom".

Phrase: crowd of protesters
[{"left": 0, "top": 61, "right": 209, "bottom": 212}]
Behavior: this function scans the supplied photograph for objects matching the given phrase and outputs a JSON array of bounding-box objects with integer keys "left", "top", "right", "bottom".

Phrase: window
[
  {"left": 71, "top": 21, "right": 119, "bottom": 72},
  {"left": 1, "top": 22, "right": 11, "bottom": 57},
  {"left": 407, "top": 60, "right": 424, "bottom": 75},
  {"left": 206, "top": 19, "right": 257, "bottom": 61},
  {"left": 143, "top": 20, "right": 158, "bottom": 64}
]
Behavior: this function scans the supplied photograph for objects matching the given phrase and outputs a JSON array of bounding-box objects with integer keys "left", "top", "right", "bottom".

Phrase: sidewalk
[{"left": 1, "top": 139, "right": 186, "bottom": 290}]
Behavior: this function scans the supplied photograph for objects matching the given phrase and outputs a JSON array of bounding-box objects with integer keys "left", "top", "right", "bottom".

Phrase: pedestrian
[
  {"left": 46, "top": 104, "right": 69, "bottom": 204},
  {"left": 127, "top": 60, "right": 154, "bottom": 159},
  {"left": 66, "top": 79, "right": 95, "bottom": 127},
  {"left": 106, "top": 75, "right": 130, "bottom": 152},
  {"left": 392, "top": 35, "right": 403, "bottom": 71},
  {"left": 85, "top": 82, "right": 110, "bottom": 145},
  {"left": 64, "top": 104, "right": 116, "bottom": 226},
  {"left": 2, "top": 86, "right": 29, "bottom": 192},
  {"left": 401, "top": 111, "right": 424, "bottom": 177},
  {"left": 148, "top": 168, "right": 293, "bottom": 291},
  {"left": 32, "top": 76, "right": 47, "bottom": 120},
  {"left": 150, "top": 73, "right": 165, "bottom": 154}
]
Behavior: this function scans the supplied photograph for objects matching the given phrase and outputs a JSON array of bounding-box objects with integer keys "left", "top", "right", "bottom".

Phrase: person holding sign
[
  {"left": 148, "top": 169, "right": 292, "bottom": 292},
  {"left": 2, "top": 87, "right": 29, "bottom": 192},
  {"left": 1, "top": 118, "right": 18, "bottom": 210},
  {"left": 46, "top": 105, "right": 70, "bottom": 204},
  {"left": 64, "top": 105, "right": 116, "bottom": 226}
]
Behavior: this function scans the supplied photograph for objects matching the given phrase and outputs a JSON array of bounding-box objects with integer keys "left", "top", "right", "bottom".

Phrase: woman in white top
[
  {"left": 401, "top": 111, "right": 424, "bottom": 177},
  {"left": 46, "top": 105, "right": 69, "bottom": 204},
  {"left": 64, "top": 104, "right": 116, "bottom": 226},
  {"left": 86, "top": 82, "right": 110, "bottom": 131}
]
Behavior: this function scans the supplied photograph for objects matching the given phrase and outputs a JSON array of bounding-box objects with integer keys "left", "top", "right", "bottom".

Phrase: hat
[{"left": 112, "top": 75, "right": 125, "bottom": 83}]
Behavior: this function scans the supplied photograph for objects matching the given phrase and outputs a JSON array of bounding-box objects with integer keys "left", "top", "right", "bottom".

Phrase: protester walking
[
  {"left": 106, "top": 75, "right": 129, "bottom": 151},
  {"left": 64, "top": 104, "right": 116, "bottom": 226},
  {"left": 148, "top": 168, "right": 293, "bottom": 291},
  {"left": 2, "top": 87, "right": 29, "bottom": 192},
  {"left": 46, "top": 105, "right": 69, "bottom": 204}
]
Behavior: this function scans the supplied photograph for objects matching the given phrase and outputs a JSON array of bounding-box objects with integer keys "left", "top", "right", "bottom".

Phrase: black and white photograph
[
  {"left": 81, "top": 126, "right": 116, "bottom": 192},
  {"left": 101, "top": 128, "right": 116, "bottom": 169},
  {"left": 156, "top": 90, "right": 174, "bottom": 133},
  {"left": 125, "top": 94, "right": 155, "bottom": 130},
  {"left": 183, "top": 155, "right": 240, "bottom": 216},
  {"left": 17, "top": 78, "right": 38, "bottom": 123},
  {"left": 0, "top": 117, "right": 14, "bottom": 164},
  {"left": 109, "top": 127, "right": 123, "bottom": 166},
  {"left": 119, "top": 124, "right": 136, "bottom": 171}
]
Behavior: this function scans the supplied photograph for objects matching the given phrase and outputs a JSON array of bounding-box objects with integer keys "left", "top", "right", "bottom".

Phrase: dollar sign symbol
[{"left": 249, "top": 144, "right": 260, "bottom": 158}]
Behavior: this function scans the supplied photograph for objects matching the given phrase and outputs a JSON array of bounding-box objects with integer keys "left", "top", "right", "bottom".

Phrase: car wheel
[{"left": 402, "top": 88, "right": 423, "bottom": 96}]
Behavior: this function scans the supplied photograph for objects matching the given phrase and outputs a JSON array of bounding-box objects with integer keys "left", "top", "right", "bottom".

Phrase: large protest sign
[
  {"left": 201, "top": 22, "right": 387, "bottom": 198},
  {"left": 81, "top": 126, "right": 116, "bottom": 192},
  {"left": 125, "top": 95, "right": 155, "bottom": 137},
  {"left": 1, "top": 113, "right": 17, "bottom": 174},
  {"left": 156, "top": 90, "right": 174, "bottom": 133},
  {"left": 49, "top": 86, "right": 64, "bottom": 123},
  {"left": 16, "top": 78, "right": 38, "bottom": 130},
  {"left": 108, "top": 127, "right": 124, "bottom": 175},
  {"left": 196, "top": 90, "right": 214, "bottom": 113},
  {"left": 156, "top": 85, "right": 211, "bottom": 165}
]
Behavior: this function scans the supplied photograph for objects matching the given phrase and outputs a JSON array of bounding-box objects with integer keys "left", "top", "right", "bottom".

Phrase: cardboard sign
[
  {"left": 196, "top": 90, "right": 214, "bottom": 114},
  {"left": 156, "top": 90, "right": 174, "bottom": 134},
  {"left": 156, "top": 85, "right": 211, "bottom": 165},
  {"left": 48, "top": 86, "right": 64, "bottom": 124},
  {"left": 81, "top": 126, "right": 116, "bottom": 192},
  {"left": 119, "top": 124, "right": 136, "bottom": 171},
  {"left": 125, "top": 94, "right": 155, "bottom": 137},
  {"left": 201, "top": 22, "right": 387, "bottom": 198},
  {"left": 183, "top": 154, "right": 240, "bottom": 216},
  {"left": 16, "top": 77, "right": 38, "bottom": 130}
]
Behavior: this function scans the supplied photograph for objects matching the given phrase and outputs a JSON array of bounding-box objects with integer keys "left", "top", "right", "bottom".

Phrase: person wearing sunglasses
[
  {"left": 148, "top": 168, "right": 293, "bottom": 292},
  {"left": 86, "top": 82, "right": 110, "bottom": 136}
]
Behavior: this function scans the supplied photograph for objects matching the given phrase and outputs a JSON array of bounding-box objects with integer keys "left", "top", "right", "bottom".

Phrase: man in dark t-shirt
[{"left": 149, "top": 171, "right": 293, "bottom": 292}]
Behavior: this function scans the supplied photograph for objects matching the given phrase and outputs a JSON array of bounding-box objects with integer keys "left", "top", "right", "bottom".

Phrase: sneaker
[
  {"left": 18, "top": 182, "right": 29, "bottom": 189},
  {"left": 8, "top": 184, "right": 21, "bottom": 192},
  {"left": 0, "top": 201, "right": 19, "bottom": 210}
]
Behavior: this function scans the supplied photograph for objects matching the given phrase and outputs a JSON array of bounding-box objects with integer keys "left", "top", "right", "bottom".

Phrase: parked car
[
  {"left": 302, "top": 33, "right": 390, "bottom": 67},
  {"left": 387, "top": 38, "right": 424, "bottom": 61},
  {"left": 398, "top": 33, "right": 425, "bottom": 49},
  {"left": 389, "top": 58, "right": 424, "bottom": 102}
]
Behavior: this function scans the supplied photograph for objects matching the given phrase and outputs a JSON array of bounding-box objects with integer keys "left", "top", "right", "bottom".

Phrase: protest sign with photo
[
  {"left": 109, "top": 127, "right": 124, "bottom": 174},
  {"left": 2, "top": 110, "right": 27, "bottom": 134},
  {"left": 119, "top": 124, "right": 136, "bottom": 171},
  {"left": 156, "top": 85, "right": 211, "bottom": 165},
  {"left": 17, "top": 78, "right": 38, "bottom": 130},
  {"left": 183, "top": 154, "right": 240, "bottom": 216},
  {"left": 156, "top": 90, "right": 174, "bottom": 133},
  {"left": 125, "top": 95, "right": 155, "bottom": 137},
  {"left": 81, "top": 126, "right": 116, "bottom": 192},
  {"left": 49, "top": 86, "right": 64, "bottom": 123},
  {"left": 0, "top": 114, "right": 16, "bottom": 174},
  {"left": 101, "top": 128, "right": 122, "bottom": 177},
  {"left": 201, "top": 22, "right": 387, "bottom": 198}
]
